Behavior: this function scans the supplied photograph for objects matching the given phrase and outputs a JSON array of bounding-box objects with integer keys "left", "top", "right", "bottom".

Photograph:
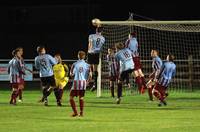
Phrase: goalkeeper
[{"left": 53, "top": 53, "right": 69, "bottom": 106}]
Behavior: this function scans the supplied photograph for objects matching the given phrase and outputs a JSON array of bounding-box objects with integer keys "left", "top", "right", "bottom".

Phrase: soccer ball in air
[{"left": 92, "top": 18, "right": 101, "bottom": 27}]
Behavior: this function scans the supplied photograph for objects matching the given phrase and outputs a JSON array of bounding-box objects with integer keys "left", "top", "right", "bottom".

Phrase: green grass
[{"left": 0, "top": 90, "right": 200, "bottom": 132}]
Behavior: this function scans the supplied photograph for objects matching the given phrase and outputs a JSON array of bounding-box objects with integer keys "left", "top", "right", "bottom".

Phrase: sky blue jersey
[
  {"left": 71, "top": 59, "right": 90, "bottom": 81},
  {"left": 158, "top": 61, "right": 176, "bottom": 87},
  {"left": 88, "top": 33, "right": 105, "bottom": 53},
  {"left": 115, "top": 48, "right": 134, "bottom": 73},
  {"left": 35, "top": 54, "right": 57, "bottom": 77},
  {"left": 125, "top": 37, "right": 139, "bottom": 57}
]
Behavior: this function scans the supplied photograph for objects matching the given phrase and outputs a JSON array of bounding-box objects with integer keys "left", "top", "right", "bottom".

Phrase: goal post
[{"left": 95, "top": 19, "right": 200, "bottom": 97}]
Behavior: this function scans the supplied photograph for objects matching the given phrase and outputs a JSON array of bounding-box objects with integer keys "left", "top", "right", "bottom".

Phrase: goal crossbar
[{"left": 98, "top": 20, "right": 200, "bottom": 25}]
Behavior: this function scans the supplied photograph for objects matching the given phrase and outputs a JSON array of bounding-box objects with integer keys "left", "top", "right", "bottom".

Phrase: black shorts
[
  {"left": 40, "top": 76, "right": 56, "bottom": 87},
  {"left": 119, "top": 69, "right": 133, "bottom": 82},
  {"left": 87, "top": 53, "right": 100, "bottom": 64}
]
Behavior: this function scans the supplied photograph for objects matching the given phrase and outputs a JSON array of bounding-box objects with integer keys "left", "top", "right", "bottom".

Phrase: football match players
[
  {"left": 146, "top": 49, "right": 162, "bottom": 101},
  {"left": 106, "top": 48, "right": 118, "bottom": 98},
  {"left": 153, "top": 54, "right": 176, "bottom": 106},
  {"left": 125, "top": 32, "right": 146, "bottom": 94},
  {"left": 8, "top": 49, "right": 25, "bottom": 105},
  {"left": 69, "top": 51, "right": 92, "bottom": 117},
  {"left": 115, "top": 43, "right": 134, "bottom": 104},
  {"left": 53, "top": 53, "right": 69, "bottom": 106},
  {"left": 87, "top": 27, "right": 105, "bottom": 91},
  {"left": 35, "top": 46, "right": 57, "bottom": 106}
]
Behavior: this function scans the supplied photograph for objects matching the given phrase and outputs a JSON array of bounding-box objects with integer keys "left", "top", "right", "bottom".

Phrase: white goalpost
[{"left": 95, "top": 19, "right": 200, "bottom": 97}]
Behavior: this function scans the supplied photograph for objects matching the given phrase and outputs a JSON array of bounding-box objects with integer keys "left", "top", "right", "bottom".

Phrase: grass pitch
[{"left": 0, "top": 90, "right": 200, "bottom": 132}]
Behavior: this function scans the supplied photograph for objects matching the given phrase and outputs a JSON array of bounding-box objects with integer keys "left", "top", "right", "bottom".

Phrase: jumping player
[
  {"left": 53, "top": 53, "right": 69, "bottom": 106},
  {"left": 69, "top": 51, "right": 92, "bottom": 117},
  {"left": 115, "top": 43, "right": 134, "bottom": 104},
  {"left": 125, "top": 32, "right": 146, "bottom": 94},
  {"left": 153, "top": 54, "right": 176, "bottom": 106},
  {"left": 106, "top": 48, "right": 118, "bottom": 97},
  {"left": 35, "top": 46, "right": 57, "bottom": 106},
  {"left": 87, "top": 27, "right": 105, "bottom": 91},
  {"left": 146, "top": 49, "right": 162, "bottom": 101},
  {"left": 8, "top": 49, "right": 25, "bottom": 105}
]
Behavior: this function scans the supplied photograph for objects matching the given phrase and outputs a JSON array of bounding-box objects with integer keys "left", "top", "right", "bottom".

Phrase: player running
[
  {"left": 69, "top": 51, "right": 92, "bottom": 117},
  {"left": 153, "top": 54, "right": 176, "bottom": 106},
  {"left": 8, "top": 49, "right": 25, "bottom": 105},
  {"left": 146, "top": 49, "right": 162, "bottom": 101},
  {"left": 87, "top": 27, "right": 105, "bottom": 91},
  {"left": 35, "top": 46, "right": 57, "bottom": 106},
  {"left": 106, "top": 48, "right": 119, "bottom": 98},
  {"left": 115, "top": 43, "right": 134, "bottom": 104},
  {"left": 53, "top": 53, "right": 69, "bottom": 106},
  {"left": 125, "top": 32, "right": 146, "bottom": 94}
]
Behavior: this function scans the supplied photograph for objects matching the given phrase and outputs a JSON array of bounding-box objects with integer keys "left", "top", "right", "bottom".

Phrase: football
[{"left": 92, "top": 18, "right": 101, "bottom": 27}]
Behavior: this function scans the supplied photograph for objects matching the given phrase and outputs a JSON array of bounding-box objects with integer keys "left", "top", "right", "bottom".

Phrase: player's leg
[
  {"left": 10, "top": 84, "right": 19, "bottom": 105},
  {"left": 90, "top": 64, "right": 98, "bottom": 91},
  {"left": 134, "top": 70, "right": 144, "bottom": 94},
  {"left": 146, "top": 79, "right": 154, "bottom": 101},
  {"left": 110, "top": 79, "right": 115, "bottom": 98},
  {"left": 79, "top": 90, "right": 85, "bottom": 117},
  {"left": 69, "top": 90, "right": 78, "bottom": 117},
  {"left": 116, "top": 71, "right": 126, "bottom": 104},
  {"left": 18, "top": 80, "right": 24, "bottom": 102}
]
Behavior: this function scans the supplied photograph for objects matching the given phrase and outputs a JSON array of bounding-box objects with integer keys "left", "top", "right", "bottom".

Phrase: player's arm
[
  {"left": 172, "top": 66, "right": 176, "bottom": 78},
  {"left": 7, "top": 61, "right": 11, "bottom": 74},
  {"left": 63, "top": 64, "right": 69, "bottom": 77},
  {"left": 70, "top": 64, "right": 75, "bottom": 77},
  {"left": 86, "top": 66, "right": 93, "bottom": 85},
  {"left": 48, "top": 54, "right": 57, "bottom": 65},
  {"left": 34, "top": 57, "right": 40, "bottom": 70},
  {"left": 88, "top": 35, "right": 93, "bottom": 51}
]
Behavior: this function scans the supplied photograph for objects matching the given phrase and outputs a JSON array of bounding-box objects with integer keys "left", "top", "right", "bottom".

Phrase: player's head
[
  {"left": 115, "top": 42, "right": 124, "bottom": 50},
  {"left": 55, "top": 53, "right": 62, "bottom": 63},
  {"left": 12, "top": 49, "right": 21, "bottom": 58},
  {"left": 129, "top": 32, "right": 137, "bottom": 39},
  {"left": 151, "top": 49, "right": 159, "bottom": 57},
  {"left": 167, "top": 54, "right": 175, "bottom": 62},
  {"left": 16, "top": 47, "right": 23, "bottom": 56},
  {"left": 78, "top": 51, "right": 86, "bottom": 60},
  {"left": 108, "top": 48, "right": 114, "bottom": 54},
  {"left": 37, "top": 45, "right": 46, "bottom": 54},
  {"left": 96, "top": 27, "right": 103, "bottom": 33}
]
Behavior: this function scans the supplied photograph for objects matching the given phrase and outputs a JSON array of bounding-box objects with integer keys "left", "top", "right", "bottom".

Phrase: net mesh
[{"left": 99, "top": 21, "right": 200, "bottom": 96}]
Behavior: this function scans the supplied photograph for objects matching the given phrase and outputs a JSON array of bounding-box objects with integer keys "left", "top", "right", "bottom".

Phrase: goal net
[{"left": 96, "top": 20, "right": 200, "bottom": 97}]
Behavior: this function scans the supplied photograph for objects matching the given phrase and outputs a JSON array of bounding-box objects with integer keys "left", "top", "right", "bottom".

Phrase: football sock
[
  {"left": 117, "top": 83, "right": 122, "bottom": 98},
  {"left": 79, "top": 99, "right": 84, "bottom": 115},
  {"left": 70, "top": 98, "right": 77, "bottom": 114},
  {"left": 18, "top": 89, "right": 22, "bottom": 100}
]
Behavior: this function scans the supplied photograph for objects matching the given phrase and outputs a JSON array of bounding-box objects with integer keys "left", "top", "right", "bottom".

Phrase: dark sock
[
  {"left": 54, "top": 88, "right": 60, "bottom": 102},
  {"left": 110, "top": 85, "right": 114, "bottom": 97},
  {"left": 59, "top": 89, "right": 64, "bottom": 101},
  {"left": 117, "top": 83, "right": 122, "bottom": 98},
  {"left": 70, "top": 98, "right": 77, "bottom": 114},
  {"left": 148, "top": 87, "right": 153, "bottom": 100},
  {"left": 18, "top": 89, "right": 22, "bottom": 100},
  {"left": 79, "top": 99, "right": 84, "bottom": 114},
  {"left": 135, "top": 76, "right": 143, "bottom": 93},
  {"left": 11, "top": 90, "right": 18, "bottom": 104},
  {"left": 141, "top": 77, "right": 147, "bottom": 89},
  {"left": 94, "top": 71, "right": 98, "bottom": 89}
]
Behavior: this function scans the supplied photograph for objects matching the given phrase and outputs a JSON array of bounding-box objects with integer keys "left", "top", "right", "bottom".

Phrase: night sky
[{"left": 0, "top": 0, "right": 199, "bottom": 59}]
